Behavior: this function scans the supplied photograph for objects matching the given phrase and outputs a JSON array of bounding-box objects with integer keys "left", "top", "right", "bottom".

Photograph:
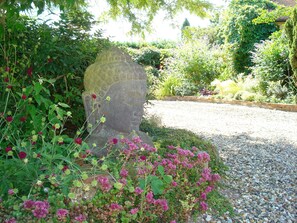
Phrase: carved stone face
[{"left": 101, "top": 80, "right": 146, "bottom": 133}]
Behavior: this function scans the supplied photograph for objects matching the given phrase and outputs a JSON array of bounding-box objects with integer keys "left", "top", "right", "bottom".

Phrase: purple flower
[
  {"left": 130, "top": 208, "right": 138, "bottom": 215},
  {"left": 171, "top": 181, "right": 178, "bottom": 187},
  {"left": 212, "top": 173, "right": 221, "bottom": 182},
  {"left": 8, "top": 189, "right": 14, "bottom": 195},
  {"left": 5, "top": 218, "right": 16, "bottom": 223},
  {"left": 132, "top": 136, "right": 142, "bottom": 144},
  {"left": 204, "top": 186, "right": 213, "bottom": 193},
  {"left": 155, "top": 199, "right": 169, "bottom": 211},
  {"left": 197, "top": 152, "right": 210, "bottom": 163},
  {"left": 23, "top": 200, "right": 35, "bottom": 209},
  {"left": 56, "top": 209, "right": 69, "bottom": 219},
  {"left": 75, "top": 214, "right": 86, "bottom": 222},
  {"left": 170, "top": 221, "right": 177, "bottom": 223},
  {"left": 18, "top": 151, "right": 27, "bottom": 159},
  {"left": 110, "top": 203, "right": 122, "bottom": 211},
  {"left": 200, "top": 201, "right": 208, "bottom": 211},
  {"left": 32, "top": 201, "right": 49, "bottom": 219},
  {"left": 200, "top": 192, "right": 207, "bottom": 200},
  {"left": 140, "top": 155, "right": 147, "bottom": 161},
  {"left": 146, "top": 191, "right": 154, "bottom": 204},
  {"left": 97, "top": 176, "right": 112, "bottom": 192},
  {"left": 135, "top": 187, "right": 144, "bottom": 195},
  {"left": 120, "top": 168, "right": 128, "bottom": 178}
]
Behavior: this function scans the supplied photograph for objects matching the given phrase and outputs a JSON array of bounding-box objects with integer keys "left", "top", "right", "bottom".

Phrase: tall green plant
[
  {"left": 222, "top": 0, "right": 278, "bottom": 74},
  {"left": 286, "top": 7, "right": 297, "bottom": 87}
]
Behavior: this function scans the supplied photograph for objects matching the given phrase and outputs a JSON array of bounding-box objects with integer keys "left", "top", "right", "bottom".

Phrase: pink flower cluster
[
  {"left": 145, "top": 191, "right": 169, "bottom": 211},
  {"left": 23, "top": 200, "right": 49, "bottom": 219},
  {"left": 97, "top": 176, "right": 112, "bottom": 192},
  {"left": 56, "top": 209, "right": 69, "bottom": 219}
]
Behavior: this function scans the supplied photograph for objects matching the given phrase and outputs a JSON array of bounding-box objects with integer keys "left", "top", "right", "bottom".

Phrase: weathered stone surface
[{"left": 82, "top": 47, "right": 153, "bottom": 155}]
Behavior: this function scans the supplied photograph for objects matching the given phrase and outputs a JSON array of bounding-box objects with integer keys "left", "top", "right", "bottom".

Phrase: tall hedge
[{"left": 286, "top": 7, "right": 297, "bottom": 86}]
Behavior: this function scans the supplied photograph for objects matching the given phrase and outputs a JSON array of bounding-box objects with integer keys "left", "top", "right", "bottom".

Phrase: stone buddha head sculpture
[{"left": 82, "top": 47, "right": 149, "bottom": 146}]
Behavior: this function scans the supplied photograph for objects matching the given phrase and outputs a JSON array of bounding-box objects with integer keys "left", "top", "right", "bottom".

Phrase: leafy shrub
[
  {"left": 222, "top": 0, "right": 278, "bottom": 74},
  {"left": 155, "top": 74, "right": 183, "bottom": 98},
  {"left": 0, "top": 9, "right": 109, "bottom": 128},
  {"left": 211, "top": 75, "right": 264, "bottom": 101},
  {"left": 158, "top": 40, "right": 227, "bottom": 97},
  {"left": 251, "top": 30, "right": 292, "bottom": 93}
]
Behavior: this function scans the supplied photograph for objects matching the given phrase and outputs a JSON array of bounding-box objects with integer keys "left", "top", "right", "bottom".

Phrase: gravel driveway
[{"left": 145, "top": 100, "right": 297, "bottom": 223}]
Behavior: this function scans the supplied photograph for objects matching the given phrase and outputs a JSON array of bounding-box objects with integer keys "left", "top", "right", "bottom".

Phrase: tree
[
  {"left": 222, "top": 0, "right": 278, "bottom": 74},
  {"left": 285, "top": 7, "right": 297, "bottom": 86},
  {"left": 181, "top": 18, "right": 190, "bottom": 38},
  {"left": 0, "top": 0, "right": 213, "bottom": 33}
]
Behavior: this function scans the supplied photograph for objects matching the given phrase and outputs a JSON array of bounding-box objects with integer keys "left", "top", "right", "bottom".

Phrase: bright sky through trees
[{"left": 89, "top": 0, "right": 228, "bottom": 42}]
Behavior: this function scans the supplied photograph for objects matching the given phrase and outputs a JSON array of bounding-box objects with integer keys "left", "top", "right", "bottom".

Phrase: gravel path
[{"left": 145, "top": 100, "right": 297, "bottom": 223}]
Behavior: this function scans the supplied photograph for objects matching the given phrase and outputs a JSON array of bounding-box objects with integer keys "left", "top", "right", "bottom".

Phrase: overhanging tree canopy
[{"left": 0, "top": 0, "right": 213, "bottom": 33}]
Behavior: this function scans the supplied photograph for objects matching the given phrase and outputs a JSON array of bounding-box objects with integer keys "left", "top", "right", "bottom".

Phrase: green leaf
[
  {"left": 163, "top": 175, "right": 173, "bottom": 184},
  {"left": 151, "top": 177, "right": 164, "bottom": 195},
  {"left": 58, "top": 102, "right": 70, "bottom": 108},
  {"left": 139, "top": 179, "right": 146, "bottom": 189},
  {"left": 157, "top": 165, "right": 164, "bottom": 176},
  {"left": 34, "top": 82, "right": 43, "bottom": 95}
]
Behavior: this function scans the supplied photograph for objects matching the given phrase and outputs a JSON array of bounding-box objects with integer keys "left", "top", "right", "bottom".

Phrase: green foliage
[
  {"left": 286, "top": 7, "right": 297, "bottom": 87},
  {"left": 211, "top": 75, "right": 265, "bottom": 102},
  {"left": 104, "top": 0, "right": 213, "bottom": 33},
  {"left": 222, "top": 0, "right": 278, "bottom": 74},
  {"left": 158, "top": 40, "right": 227, "bottom": 97},
  {"left": 0, "top": 9, "right": 109, "bottom": 128},
  {"left": 251, "top": 30, "right": 293, "bottom": 94}
]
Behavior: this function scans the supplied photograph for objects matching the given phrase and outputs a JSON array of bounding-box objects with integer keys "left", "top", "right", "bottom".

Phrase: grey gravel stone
[{"left": 145, "top": 100, "right": 297, "bottom": 223}]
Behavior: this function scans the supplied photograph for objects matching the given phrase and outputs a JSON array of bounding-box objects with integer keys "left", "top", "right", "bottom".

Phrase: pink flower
[
  {"left": 110, "top": 203, "right": 122, "bottom": 211},
  {"left": 5, "top": 218, "right": 16, "bottom": 223},
  {"left": 21, "top": 94, "right": 27, "bottom": 100},
  {"left": 146, "top": 191, "right": 154, "bottom": 204},
  {"left": 32, "top": 201, "right": 49, "bottom": 219},
  {"left": 201, "top": 168, "right": 211, "bottom": 181},
  {"left": 4, "top": 77, "right": 9, "bottom": 82},
  {"left": 5, "top": 67, "right": 10, "bottom": 72},
  {"left": 97, "top": 176, "right": 112, "bottom": 192},
  {"left": 204, "top": 186, "right": 213, "bottom": 193},
  {"left": 6, "top": 116, "right": 13, "bottom": 122},
  {"left": 18, "top": 151, "right": 27, "bottom": 159},
  {"left": 56, "top": 209, "right": 69, "bottom": 219},
  {"left": 170, "top": 221, "right": 177, "bottom": 223},
  {"left": 74, "top": 214, "right": 86, "bottom": 222},
  {"left": 154, "top": 199, "right": 169, "bottom": 211},
  {"left": 171, "top": 181, "right": 178, "bottom": 187},
  {"left": 23, "top": 200, "right": 35, "bottom": 209},
  {"left": 212, "top": 173, "right": 221, "bottom": 182},
  {"left": 200, "top": 193, "right": 207, "bottom": 200},
  {"left": 91, "top": 93, "right": 97, "bottom": 99},
  {"left": 130, "top": 208, "right": 138, "bottom": 215},
  {"left": 109, "top": 138, "right": 118, "bottom": 145},
  {"left": 5, "top": 147, "right": 12, "bottom": 153},
  {"left": 120, "top": 168, "right": 128, "bottom": 178},
  {"left": 135, "top": 187, "right": 144, "bottom": 195},
  {"left": 140, "top": 155, "right": 147, "bottom": 161},
  {"left": 200, "top": 201, "right": 208, "bottom": 211},
  {"left": 8, "top": 189, "right": 14, "bottom": 195},
  {"left": 74, "top": 138, "right": 82, "bottom": 145},
  {"left": 197, "top": 152, "right": 210, "bottom": 163},
  {"left": 132, "top": 136, "right": 142, "bottom": 143}
]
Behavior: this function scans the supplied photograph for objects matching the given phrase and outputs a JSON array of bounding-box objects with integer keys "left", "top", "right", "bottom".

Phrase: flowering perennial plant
[{"left": 0, "top": 133, "right": 221, "bottom": 222}]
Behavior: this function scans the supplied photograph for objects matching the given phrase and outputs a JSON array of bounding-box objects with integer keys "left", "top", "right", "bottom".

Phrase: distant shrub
[
  {"left": 251, "top": 30, "right": 293, "bottom": 93},
  {"left": 211, "top": 75, "right": 264, "bottom": 101}
]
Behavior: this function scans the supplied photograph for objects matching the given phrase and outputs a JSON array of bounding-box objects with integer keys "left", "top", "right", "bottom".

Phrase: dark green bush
[{"left": 0, "top": 9, "right": 110, "bottom": 129}]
